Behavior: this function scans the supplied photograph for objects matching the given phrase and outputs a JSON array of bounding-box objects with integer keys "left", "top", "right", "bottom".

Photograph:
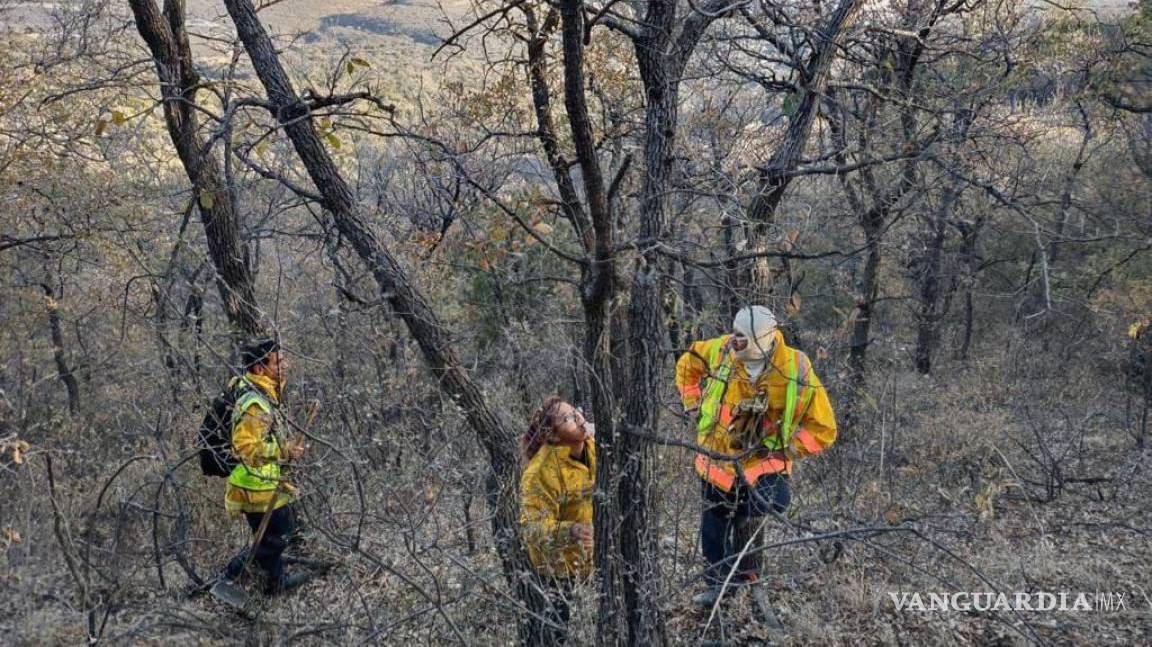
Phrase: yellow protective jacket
[
  {"left": 675, "top": 330, "right": 836, "bottom": 491},
  {"left": 224, "top": 372, "right": 294, "bottom": 515},
  {"left": 519, "top": 441, "right": 596, "bottom": 580}
]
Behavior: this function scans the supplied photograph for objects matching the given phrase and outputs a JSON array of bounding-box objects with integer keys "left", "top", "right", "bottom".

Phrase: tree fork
[
  {"left": 742, "top": 0, "right": 862, "bottom": 302},
  {"left": 220, "top": 0, "right": 535, "bottom": 628},
  {"left": 128, "top": 0, "right": 264, "bottom": 339}
]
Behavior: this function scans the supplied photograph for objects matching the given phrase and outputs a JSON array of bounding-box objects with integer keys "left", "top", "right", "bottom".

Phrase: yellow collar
[
  {"left": 243, "top": 371, "right": 281, "bottom": 404},
  {"left": 546, "top": 439, "right": 594, "bottom": 464}
]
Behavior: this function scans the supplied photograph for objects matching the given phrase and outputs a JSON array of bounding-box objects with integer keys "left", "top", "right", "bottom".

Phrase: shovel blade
[{"left": 210, "top": 579, "right": 250, "bottom": 609}]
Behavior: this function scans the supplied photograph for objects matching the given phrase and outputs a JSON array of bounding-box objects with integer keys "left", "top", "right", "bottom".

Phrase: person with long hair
[{"left": 519, "top": 396, "right": 596, "bottom": 645}]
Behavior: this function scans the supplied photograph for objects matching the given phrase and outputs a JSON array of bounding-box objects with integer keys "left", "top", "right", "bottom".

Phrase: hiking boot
[
  {"left": 692, "top": 585, "right": 724, "bottom": 608},
  {"left": 267, "top": 571, "right": 310, "bottom": 595}
]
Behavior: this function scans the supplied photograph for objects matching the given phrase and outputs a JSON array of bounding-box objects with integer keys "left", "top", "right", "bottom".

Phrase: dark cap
[{"left": 240, "top": 338, "right": 281, "bottom": 370}]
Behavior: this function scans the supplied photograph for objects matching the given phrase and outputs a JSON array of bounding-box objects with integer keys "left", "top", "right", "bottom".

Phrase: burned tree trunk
[
  {"left": 551, "top": 2, "right": 635, "bottom": 639},
  {"left": 41, "top": 281, "right": 79, "bottom": 416},
  {"left": 953, "top": 214, "right": 985, "bottom": 361},
  {"left": 742, "top": 0, "right": 862, "bottom": 301},
  {"left": 128, "top": 0, "right": 263, "bottom": 339},
  {"left": 589, "top": 0, "right": 725, "bottom": 638},
  {"left": 522, "top": 4, "right": 631, "bottom": 637},
  {"left": 849, "top": 205, "right": 884, "bottom": 381},
  {"left": 524, "top": 0, "right": 727, "bottom": 639},
  {"left": 220, "top": 0, "right": 530, "bottom": 620},
  {"left": 913, "top": 185, "right": 954, "bottom": 375}
]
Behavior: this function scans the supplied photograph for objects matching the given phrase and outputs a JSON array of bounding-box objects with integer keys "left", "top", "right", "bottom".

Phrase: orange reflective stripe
[
  {"left": 718, "top": 404, "right": 734, "bottom": 426},
  {"left": 696, "top": 453, "right": 791, "bottom": 490},
  {"left": 793, "top": 427, "right": 823, "bottom": 454},
  {"left": 695, "top": 454, "right": 736, "bottom": 492},
  {"left": 680, "top": 383, "right": 702, "bottom": 401},
  {"left": 743, "top": 454, "right": 790, "bottom": 483}
]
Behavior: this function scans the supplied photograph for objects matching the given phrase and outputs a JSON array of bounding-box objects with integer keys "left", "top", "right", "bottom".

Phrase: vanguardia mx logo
[{"left": 889, "top": 591, "right": 1133, "bottom": 613}]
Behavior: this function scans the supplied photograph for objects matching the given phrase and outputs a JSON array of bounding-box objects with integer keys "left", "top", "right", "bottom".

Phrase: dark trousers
[
  {"left": 527, "top": 577, "right": 572, "bottom": 646},
  {"left": 700, "top": 475, "right": 791, "bottom": 586},
  {"left": 223, "top": 504, "right": 296, "bottom": 593}
]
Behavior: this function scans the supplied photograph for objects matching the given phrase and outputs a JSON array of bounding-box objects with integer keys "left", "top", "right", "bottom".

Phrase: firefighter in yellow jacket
[
  {"left": 676, "top": 306, "right": 836, "bottom": 607},
  {"left": 520, "top": 396, "right": 596, "bottom": 644},
  {"left": 219, "top": 339, "right": 308, "bottom": 595}
]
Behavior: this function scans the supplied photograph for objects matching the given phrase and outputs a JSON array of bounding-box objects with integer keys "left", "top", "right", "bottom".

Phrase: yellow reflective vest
[
  {"left": 675, "top": 331, "right": 837, "bottom": 491},
  {"left": 224, "top": 372, "right": 293, "bottom": 514},
  {"left": 519, "top": 441, "right": 596, "bottom": 580}
]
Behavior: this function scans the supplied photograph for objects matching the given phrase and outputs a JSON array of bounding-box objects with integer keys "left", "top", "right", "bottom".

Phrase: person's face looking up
[{"left": 552, "top": 402, "right": 588, "bottom": 445}]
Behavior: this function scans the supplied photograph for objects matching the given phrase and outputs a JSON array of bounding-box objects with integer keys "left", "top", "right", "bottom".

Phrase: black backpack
[{"left": 197, "top": 380, "right": 251, "bottom": 477}]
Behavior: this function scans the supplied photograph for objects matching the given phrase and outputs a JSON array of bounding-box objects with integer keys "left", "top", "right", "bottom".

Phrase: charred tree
[
  {"left": 832, "top": 0, "right": 952, "bottom": 386},
  {"left": 41, "top": 280, "right": 79, "bottom": 416},
  {"left": 128, "top": 0, "right": 264, "bottom": 339},
  {"left": 220, "top": 0, "right": 533, "bottom": 633},
  {"left": 742, "top": 0, "right": 863, "bottom": 301}
]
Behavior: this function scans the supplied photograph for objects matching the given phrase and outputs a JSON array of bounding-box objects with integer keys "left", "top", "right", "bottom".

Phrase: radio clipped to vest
[{"left": 729, "top": 391, "right": 770, "bottom": 451}]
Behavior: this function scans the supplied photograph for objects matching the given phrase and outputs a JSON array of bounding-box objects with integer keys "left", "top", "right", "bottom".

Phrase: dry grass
[{"left": 3, "top": 327, "right": 1151, "bottom": 644}]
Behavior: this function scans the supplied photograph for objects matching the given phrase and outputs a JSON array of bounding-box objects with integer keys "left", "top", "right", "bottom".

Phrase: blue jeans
[{"left": 700, "top": 475, "right": 791, "bottom": 585}]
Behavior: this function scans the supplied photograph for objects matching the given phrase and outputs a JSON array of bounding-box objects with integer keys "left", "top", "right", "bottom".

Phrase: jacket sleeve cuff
[{"left": 792, "top": 427, "right": 825, "bottom": 456}]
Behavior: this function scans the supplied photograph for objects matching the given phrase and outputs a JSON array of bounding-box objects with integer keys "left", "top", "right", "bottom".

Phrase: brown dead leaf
[
  {"left": 884, "top": 503, "right": 906, "bottom": 525},
  {"left": 785, "top": 292, "right": 801, "bottom": 315},
  {"left": 781, "top": 230, "right": 799, "bottom": 252},
  {"left": 10, "top": 440, "right": 29, "bottom": 464}
]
